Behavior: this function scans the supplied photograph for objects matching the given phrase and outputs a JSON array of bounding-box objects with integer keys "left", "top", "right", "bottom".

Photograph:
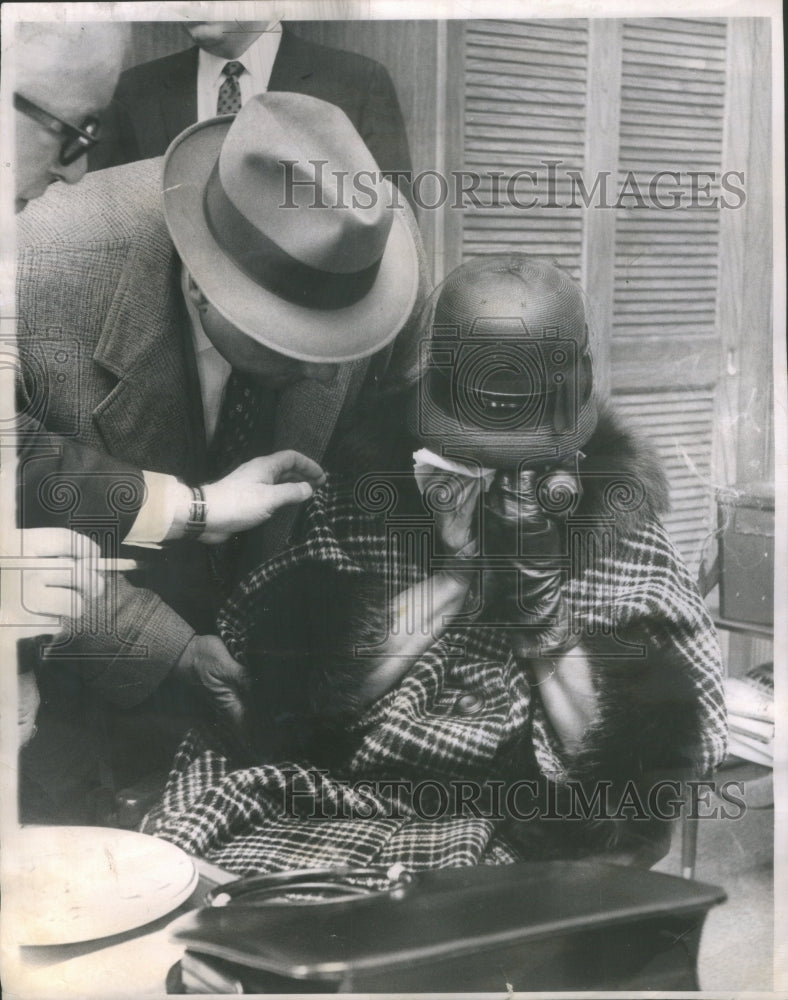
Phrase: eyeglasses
[{"left": 14, "top": 93, "right": 101, "bottom": 166}]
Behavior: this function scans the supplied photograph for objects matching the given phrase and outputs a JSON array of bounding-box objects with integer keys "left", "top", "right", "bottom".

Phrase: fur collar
[{"left": 571, "top": 403, "right": 670, "bottom": 537}]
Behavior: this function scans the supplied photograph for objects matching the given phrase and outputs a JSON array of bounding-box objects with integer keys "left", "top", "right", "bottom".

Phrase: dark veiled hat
[{"left": 408, "top": 255, "right": 598, "bottom": 467}]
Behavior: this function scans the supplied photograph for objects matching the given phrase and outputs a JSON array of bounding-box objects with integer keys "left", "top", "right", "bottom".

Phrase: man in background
[
  {"left": 90, "top": 19, "right": 413, "bottom": 202},
  {"left": 14, "top": 21, "right": 126, "bottom": 210}
]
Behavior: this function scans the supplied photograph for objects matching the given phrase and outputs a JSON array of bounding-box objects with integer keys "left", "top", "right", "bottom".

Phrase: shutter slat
[
  {"left": 619, "top": 117, "right": 724, "bottom": 133},
  {"left": 467, "top": 50, "right": 590, "bottom": 73},
  {"left": 462, "top": 21, "right": 587, "bottom": 271},
  {"left": 624, "top": 18, "right": 726, "bottom": 40},
  {"left": 466, "top": 79, "right": 588, "bottom": 103},
  {"left": 470, "top": 20, "right": 589, "bottom": 43}
]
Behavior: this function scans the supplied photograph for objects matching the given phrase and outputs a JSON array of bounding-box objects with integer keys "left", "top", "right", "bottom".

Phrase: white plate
[{"left": 6, "top": 826, "right": 199, "bottom": 946}]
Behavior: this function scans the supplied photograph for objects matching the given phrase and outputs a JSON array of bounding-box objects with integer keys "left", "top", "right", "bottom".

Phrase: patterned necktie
[
  {"left": 207, "top": 370, "right": 276, "bottom": 593},
  {"left": 216, "top": 61, "right": 244, "bottom": 115},
  {"left": 209, "top": 369, "right": 276, "bottom": 479}
]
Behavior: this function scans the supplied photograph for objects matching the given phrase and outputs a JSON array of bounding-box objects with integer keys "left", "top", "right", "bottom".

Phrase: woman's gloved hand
[{"left": 483, "top": 469, "right": 580, "bottom": 657}]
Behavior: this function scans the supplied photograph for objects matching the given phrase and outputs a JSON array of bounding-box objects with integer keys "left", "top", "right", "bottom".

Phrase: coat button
[{"left": 455, "top": 692, "right": 484, "bottom": 716}]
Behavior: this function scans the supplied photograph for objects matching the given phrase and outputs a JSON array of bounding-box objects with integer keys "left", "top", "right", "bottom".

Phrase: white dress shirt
[
  {"left": 180, "top": 265, "right": 233, "bottom": 445},
  {"left": 196, "top": 26, "right": 283, "bottom": 121},
  {"left": 124, "top": 270, "right": 234, "bottom": 547}
]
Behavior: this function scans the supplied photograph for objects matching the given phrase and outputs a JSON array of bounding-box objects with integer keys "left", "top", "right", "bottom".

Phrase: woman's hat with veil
[{"left": 408, "top": 255, "right": 598, "bottom": 468}]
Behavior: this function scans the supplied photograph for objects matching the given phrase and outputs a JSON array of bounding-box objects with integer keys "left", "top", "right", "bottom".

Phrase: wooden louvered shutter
[
  {"left": 455, "top": 17, "right": 735, "bottom": 573},
  {"left": 610, "top": 18, "right": 729, "bottom": 572},
  {"left": 461, "top": 20, "right": 589, "bottom": 278}
]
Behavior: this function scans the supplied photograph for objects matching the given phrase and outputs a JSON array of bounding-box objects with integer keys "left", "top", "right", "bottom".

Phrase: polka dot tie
[
  {"left": 208, "top": 370, "right": 276, "bottom": 592},
  {"left": 209, "top": 370, "right": 275, "bottom": 479},
  {"left": 216, "top": 60, "right": 244, "bottom": 115}
]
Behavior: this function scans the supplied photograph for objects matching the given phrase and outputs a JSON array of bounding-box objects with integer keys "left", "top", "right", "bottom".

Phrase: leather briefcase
[{"left": 166, "top": 860, "right": 725, "bottom": 993}]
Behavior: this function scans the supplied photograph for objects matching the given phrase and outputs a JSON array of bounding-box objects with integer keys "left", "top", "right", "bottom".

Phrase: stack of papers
[{"left": 724, "top": 662, "right": 774, "bottom": 767}]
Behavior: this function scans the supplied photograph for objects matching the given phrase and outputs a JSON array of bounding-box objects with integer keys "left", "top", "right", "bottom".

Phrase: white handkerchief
[{"left": 412, "top": 448, "right": 497, "bottom": 496}]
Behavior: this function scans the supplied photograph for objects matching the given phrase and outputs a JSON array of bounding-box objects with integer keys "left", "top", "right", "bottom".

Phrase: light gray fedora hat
[{"left": 162, "top": 92, "right": 420, "bottom": 363}]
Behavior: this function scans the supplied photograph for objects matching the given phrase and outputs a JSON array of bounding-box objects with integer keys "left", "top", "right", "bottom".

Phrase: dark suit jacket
[
  {"left": 90, "top": 28, "right": 412, "bottom": 195},
  {"left": 17, "top": 157, "right": 428, "bottom": 707}
]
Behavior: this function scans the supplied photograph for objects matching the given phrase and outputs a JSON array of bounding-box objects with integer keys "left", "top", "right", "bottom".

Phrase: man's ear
[{"left": 184, "top": 269, "right": 208, "bottom": 312}]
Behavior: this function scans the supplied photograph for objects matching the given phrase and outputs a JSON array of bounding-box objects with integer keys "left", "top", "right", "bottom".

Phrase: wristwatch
[{"left": 184, "top": 485, "right": 207, "bottom": 537}]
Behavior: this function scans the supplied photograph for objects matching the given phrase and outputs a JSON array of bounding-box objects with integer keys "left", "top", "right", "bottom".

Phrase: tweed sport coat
[
  {"left": 15, "top": 157, "right": 430, "bottom": 707},
  {"left": 89, "top": 27, "right": 412, "bottom": 195}
]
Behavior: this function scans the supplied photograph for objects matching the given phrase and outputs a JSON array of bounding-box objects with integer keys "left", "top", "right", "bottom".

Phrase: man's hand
[
  {"left": 18, "top": 670, "right": 41, "bottom": 747},
  {"left": 16, "top": 528, "right": 105, "bottom": 626},
  {"left": 199, "top": 451, "right": 326, "bottom": 543},
  {"left": 173, "top": 634, "right": 251, "bottom": 737}
]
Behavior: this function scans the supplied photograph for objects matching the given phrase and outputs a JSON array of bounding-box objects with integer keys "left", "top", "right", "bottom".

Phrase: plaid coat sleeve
[
  {"left": 530, "top": 516, "right": 728, "bottom": 784},
  {"left": 343, "top": 514, "right": 727, "bottom": 789}
]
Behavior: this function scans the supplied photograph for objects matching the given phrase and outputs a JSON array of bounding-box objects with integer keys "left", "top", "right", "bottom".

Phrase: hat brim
[
  {"left": 407, "top": 388, "right": 599, "bottom": 468},
  {"left": 162, "top": 117, "right": 420, "bottom": 363}
]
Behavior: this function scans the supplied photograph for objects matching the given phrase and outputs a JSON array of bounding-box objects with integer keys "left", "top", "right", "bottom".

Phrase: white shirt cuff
[{"left": 123, "top": 471, "right": 188, "bottom": 548}]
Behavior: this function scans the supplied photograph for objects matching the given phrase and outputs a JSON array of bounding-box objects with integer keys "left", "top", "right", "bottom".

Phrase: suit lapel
[
  {"left": 268, "top": 28, "right": 315, "bottom": 92},
  {"left": 91, "top": 236, "right": 207, "bottom": 480},
  {"left": 246, "top": 360, "right": 368, "bottom": 563},
  {"left": 272, "top": 362, "right": 360, "bottom": 459}
]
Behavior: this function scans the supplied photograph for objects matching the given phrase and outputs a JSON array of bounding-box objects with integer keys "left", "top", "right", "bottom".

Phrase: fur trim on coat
[{"left": 572, "top": 402, "right": 670, "bottom": 536}]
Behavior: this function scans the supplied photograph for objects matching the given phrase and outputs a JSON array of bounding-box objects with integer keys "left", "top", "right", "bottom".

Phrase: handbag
[{"left": 166, "top": 860, "right": 725, "bottom": 993}]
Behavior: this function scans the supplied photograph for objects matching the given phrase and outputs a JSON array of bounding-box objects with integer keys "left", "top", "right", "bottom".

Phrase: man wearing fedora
[
  {"left": 11, "top": 20, "right": 339, "bottom": 740},
  {"left": 16, "top": 92, "right": 427, "bottom": 815}
]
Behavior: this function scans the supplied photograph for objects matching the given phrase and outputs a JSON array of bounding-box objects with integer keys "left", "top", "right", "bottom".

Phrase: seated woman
[{"left": 143, "top": 256, "right": 727, "bottom": 873}]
